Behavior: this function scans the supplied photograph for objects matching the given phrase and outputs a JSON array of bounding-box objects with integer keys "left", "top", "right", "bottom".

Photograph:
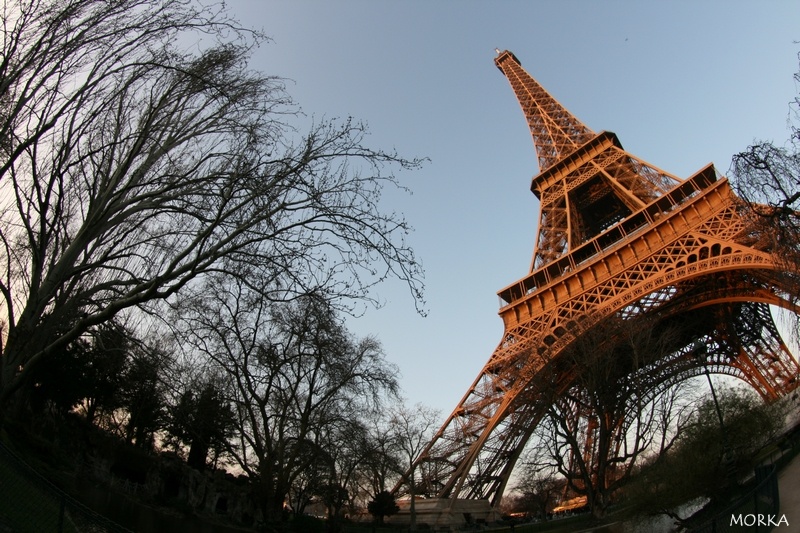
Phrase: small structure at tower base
[{"left": 386, "top": 498, "right": 501, "bottom": 530}]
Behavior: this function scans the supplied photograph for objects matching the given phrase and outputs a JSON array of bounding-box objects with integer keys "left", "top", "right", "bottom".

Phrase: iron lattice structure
[{"left": 399, "top": 50, "right": 800, "bottom": 507}]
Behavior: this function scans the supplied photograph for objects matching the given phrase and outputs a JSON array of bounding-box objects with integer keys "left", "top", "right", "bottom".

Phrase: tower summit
[
  {"left": 495, "top": 49, "right": 683, "bottom": 271},
  {"left": 494, "top": 49, "right": 595, "bottom": 171}
]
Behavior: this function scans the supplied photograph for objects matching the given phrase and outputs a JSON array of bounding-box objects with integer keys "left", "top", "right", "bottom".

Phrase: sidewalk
[{"left": 778, "top": 452, "right": 800, "bottom": 533}]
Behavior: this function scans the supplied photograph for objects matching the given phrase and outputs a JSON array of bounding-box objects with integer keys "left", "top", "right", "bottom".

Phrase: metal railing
[
  {"left": 0, "top": 438, "right": 132, "bottom": 533},
  {"left": 689, "top": 465, "right": 780, "bottom": 533}
]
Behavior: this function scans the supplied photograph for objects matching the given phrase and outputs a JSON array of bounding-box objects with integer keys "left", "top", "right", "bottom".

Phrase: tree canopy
[
  {"left": 0, "top": 0, "right": 424, "bottom": 410},
  {"left": 730, "top": 53, "right": 800, "bottom": 302}
]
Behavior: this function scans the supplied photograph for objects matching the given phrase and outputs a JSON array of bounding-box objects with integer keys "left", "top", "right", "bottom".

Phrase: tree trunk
[
  {"left": 409, "top": 465, "right": 417, "bottom": 531},
  {"left": 187, "top": 439, "right": 209, "bottom": 471}
]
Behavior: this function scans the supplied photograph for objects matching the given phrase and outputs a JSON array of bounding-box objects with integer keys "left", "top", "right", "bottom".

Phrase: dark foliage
[{"left": 367, "top": 490, "right": 399, "bottom": 524}]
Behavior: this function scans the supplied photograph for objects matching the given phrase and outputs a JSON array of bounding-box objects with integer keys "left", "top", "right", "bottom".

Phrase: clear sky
[{"left": 225, "top": 0, "right": 799, "bottom": 417}]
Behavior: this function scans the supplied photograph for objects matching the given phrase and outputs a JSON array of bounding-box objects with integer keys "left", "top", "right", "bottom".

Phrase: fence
[
  {"left": 689, "top": 465, "right": 780, "bottom": 533},
  {"left": 0, "top": 438, "right": 132, "bottom": 533}
]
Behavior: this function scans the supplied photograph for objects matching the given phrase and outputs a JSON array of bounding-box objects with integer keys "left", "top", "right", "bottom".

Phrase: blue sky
[{"left": 227, "top": 0, "right": 799, "bottom": 416}]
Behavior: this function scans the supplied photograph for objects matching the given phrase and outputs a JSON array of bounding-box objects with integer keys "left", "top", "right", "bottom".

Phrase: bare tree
[
  {"left": 360, "top": 413, "right": 402, "bottom": 502},
  {"left": 313, "top": 418, "right": 376, "bottom": 528},
  {"left": 532, "top": 316, "right": 696, "bottom": 519},
  {"left": 510, "top": 444, "right": 563, "bottom": 520},
  {"left": 0, "top": 0, "right": 424, "bottom": 412},
  {"left": 730, "top": 53, "right": 800, "bottom": 313},
  {"left": 175, "top": 277, "right": 400, "bottom": 524},
  {"left": 287, "top": 416, "right": 388, "bottom": 522},
  {"left": 389, "top": 402, "right": 440, "bottom": 531}
]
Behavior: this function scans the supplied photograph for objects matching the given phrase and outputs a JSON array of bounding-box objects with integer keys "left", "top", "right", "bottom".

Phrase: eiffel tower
[{"left": 396, "top": 50, "right": 800, "bottom": 519}]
